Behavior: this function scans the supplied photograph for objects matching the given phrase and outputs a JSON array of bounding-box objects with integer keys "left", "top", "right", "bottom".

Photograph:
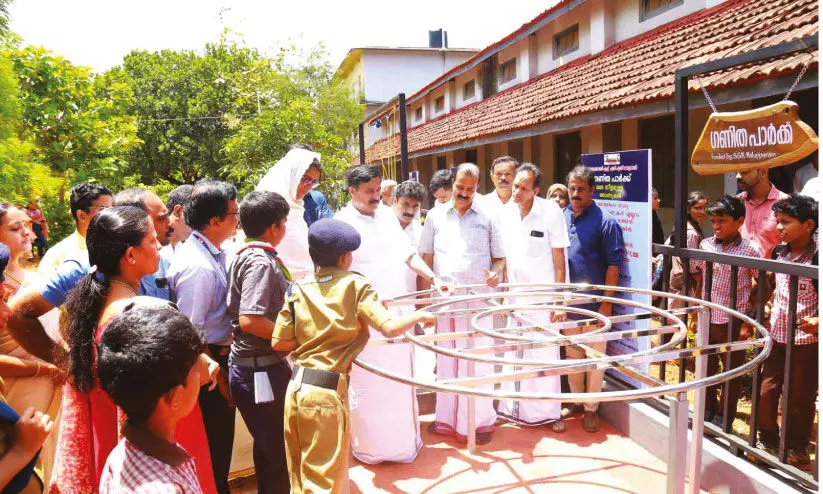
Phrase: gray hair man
[{"left": 419, "top": 162, "right": 506, "bottom": 444}]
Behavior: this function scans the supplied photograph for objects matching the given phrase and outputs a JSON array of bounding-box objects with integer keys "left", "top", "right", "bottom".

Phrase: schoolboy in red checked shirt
[
  {"left": 756, "top": 194, "right": 818, "bottom": 471},
  {"left": 699, "top": 195, "right": 761, "bottom": 427},
  {"left": 98, "top": 303, "right": 206, "bottom": 493}
]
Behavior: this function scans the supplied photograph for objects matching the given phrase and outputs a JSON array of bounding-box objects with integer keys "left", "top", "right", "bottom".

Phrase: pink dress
[{"left": 49, "top": 321, "right": 217, "bottom": 493}]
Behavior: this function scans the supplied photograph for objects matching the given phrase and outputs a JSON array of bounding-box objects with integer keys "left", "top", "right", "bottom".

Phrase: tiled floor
[{"left": 232, "top": 413, "right": 703, "bottom": 493}]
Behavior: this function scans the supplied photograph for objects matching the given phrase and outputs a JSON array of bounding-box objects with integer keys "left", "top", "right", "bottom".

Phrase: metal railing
[{"left": 652, "top": 243, "right": 818, "bottom": 491}]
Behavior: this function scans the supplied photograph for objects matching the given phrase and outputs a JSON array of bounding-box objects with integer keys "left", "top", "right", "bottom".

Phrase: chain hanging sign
[{"left": 690, "top": 101, "right": 818, "bottom": 175}]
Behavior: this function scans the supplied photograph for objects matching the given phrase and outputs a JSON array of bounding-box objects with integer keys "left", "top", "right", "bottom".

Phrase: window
[
  {"left": 554, "top": 131, "right": 582, "bottom": 186},
  {"left": 641, "top": 0, "right": 683, "bottom": 21},
  {"left": 414, "top": 107, "right": 423, "bottom": 122},
  {"left": 640, "top": 115, "right": 675, "bottom": 207},
  {"left": 434, "top": 96, "right": 445, "bottom": 113},
  {"left": 436, "top": 156, "right": 447, "bottom": 170},
  {"left": 498, "top": 58, "right": 517, "bottom": 85},
  {"left": 463, "top": 80, "right": 476, "bottom": 101},
  {"left": 554, "top": 24, "right": 579, "bottom": 58}
]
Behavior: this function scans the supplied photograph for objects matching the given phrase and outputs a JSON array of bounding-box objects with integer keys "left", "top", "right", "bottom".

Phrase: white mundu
[
  {"left": 335, "top": 203, "right": 422, "bottom": 464},
  {"left": 418, "top": 201, "right": 504, "bottom": 440},
  {"left": 401, "top": 218, "right": 423, "bottom": 293},
  {"left": 497, "top": 196, "right": 570, "bottom": 425}
]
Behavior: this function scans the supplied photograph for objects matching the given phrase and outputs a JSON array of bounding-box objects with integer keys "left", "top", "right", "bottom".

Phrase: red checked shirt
[
  {"left": 769, "top": 245, "right": 818, "bottom": 345},
  {"left": 700, "top": 235, "right": 761, "bottom": 324},
  {"left": 99, "top": 424, "right": 202, "bottom": 494}
]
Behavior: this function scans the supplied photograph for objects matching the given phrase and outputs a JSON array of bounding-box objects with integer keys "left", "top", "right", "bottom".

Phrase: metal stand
[
  {"left": 688, "top": 308, "right": 710, "bottom": 494},
  {"left": 668, "top": 392, "right": 689, "bottom": 494}
]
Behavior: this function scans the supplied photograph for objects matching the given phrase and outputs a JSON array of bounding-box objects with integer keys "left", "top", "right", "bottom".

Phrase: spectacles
[{"left": 300, "top": 175, "right": 319, "bottom": 187}]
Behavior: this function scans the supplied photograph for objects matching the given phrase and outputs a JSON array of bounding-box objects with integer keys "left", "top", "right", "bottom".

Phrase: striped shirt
[
  {"left": 418, "top": 199, "right": 505, "bottom": 285},
  {"left": 699, "top": 235, "right": 761, "bottom": 324},
  {"left": 99, "top": 425, "right": 202, "bottom": 494},
  {"left": 769, "top": 245, "right": 818, "bottom": 345}
]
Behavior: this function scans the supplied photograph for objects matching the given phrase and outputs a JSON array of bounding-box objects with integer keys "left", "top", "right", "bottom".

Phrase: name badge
[{"left": 530, "top": 230, "right": 544, "bottom": 238}]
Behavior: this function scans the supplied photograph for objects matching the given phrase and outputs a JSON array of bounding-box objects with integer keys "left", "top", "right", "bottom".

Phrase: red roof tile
[{"left": 364, "top": 0, "right": 817, "bottom": 163}]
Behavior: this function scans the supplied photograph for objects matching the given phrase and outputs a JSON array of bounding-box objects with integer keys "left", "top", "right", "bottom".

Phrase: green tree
[
  {"left": 222, "top": 45, "right": 362, "bottom": 208},
  {"left": 112, "top": 34, "right": 263, "bottom": 185},
  {"left": 6, "top": 42, "right": 140, "bottom": 193}
]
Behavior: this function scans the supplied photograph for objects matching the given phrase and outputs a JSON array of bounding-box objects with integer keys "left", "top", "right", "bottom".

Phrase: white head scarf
[
  {"left": 254, "top": 148, "right": 322, "bottom": 280},
  {"left": 256, "top": 148, "right": 322, "bottom": 211}
]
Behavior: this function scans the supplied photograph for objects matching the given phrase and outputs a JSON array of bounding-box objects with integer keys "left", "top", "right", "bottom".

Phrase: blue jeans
[{"left": 229, "top": 358, "right": 291, "bottom": 494}]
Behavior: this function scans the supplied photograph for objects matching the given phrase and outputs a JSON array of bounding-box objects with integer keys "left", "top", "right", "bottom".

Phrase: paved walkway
[{"left": 233, "top": 412, "right": 703, "bottom": 493}]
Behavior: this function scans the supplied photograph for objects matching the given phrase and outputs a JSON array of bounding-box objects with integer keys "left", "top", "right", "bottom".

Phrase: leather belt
[
  {"left": 291, "top": 365, "right": 341, "bottom": 391},
  {"left": 231, "top": 354, "right": 282, "bottom": 369}
]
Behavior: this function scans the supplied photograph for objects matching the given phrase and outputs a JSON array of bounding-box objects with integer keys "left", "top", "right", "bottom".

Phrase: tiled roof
[{"left": 364, "top": 0, "right": 818, "bottom": 163}]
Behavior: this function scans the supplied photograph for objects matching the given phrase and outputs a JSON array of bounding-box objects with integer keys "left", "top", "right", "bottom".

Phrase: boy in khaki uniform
[{"left": 272, "top": 219, "right": 434, "bottom": 494}]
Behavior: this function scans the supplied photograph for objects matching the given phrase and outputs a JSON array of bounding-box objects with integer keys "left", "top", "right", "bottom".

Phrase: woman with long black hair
[
  {"left": 668, "top": 191, "right": 708, "bottom": 309},
  {"left": 50, "top": 206, "right": 218, "bottom": 493}
]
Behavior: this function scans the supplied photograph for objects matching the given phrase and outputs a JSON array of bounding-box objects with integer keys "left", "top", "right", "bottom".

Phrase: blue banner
[{"left": 581, "top": 150, "right": 652, "bottom": 389}]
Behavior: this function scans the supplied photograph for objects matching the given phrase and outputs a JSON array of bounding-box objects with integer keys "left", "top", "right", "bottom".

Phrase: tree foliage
[{"left": 0, "top": 32, "right": 362, "bottom": 239}]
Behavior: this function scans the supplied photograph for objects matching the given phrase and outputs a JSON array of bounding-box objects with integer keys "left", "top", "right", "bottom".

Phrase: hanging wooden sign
[{"left": 690, "top": 101, "right": 818, "bottom": 175}]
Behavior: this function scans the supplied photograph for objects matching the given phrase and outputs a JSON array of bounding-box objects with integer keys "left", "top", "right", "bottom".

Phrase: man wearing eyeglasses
[
  {"left": 38, "top": 182, "right": 113, "bottom": 272},
  {"left": 168, "top": 180, "right": 240, "bottom": 494}
]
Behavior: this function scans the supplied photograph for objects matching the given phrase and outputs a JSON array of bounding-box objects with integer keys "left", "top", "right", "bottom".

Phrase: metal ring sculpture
[{"left": 355, "top": 282, "right": 772, "bottom": 403}]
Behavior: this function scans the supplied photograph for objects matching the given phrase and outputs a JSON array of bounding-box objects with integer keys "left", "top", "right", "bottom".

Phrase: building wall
[
  {"left": 338, "top": 54, "right": 366, "bottom": 103},
  {"left": 613, "top": 0, "right": 706, "bottom": 43},
  {"left": 362, "top": 50, "right": 475, "bottom": 104},
  {"left": 535, "top": 3, "right": 592, "bottom": 73},
  {"left": 454, "top": 68, "right": 481, "bottom": 109}
]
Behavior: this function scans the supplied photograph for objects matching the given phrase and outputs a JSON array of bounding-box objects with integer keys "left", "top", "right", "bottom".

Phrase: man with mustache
[
  {"left": 561, "top": 165, "right": 624, "bottom": 433},
  {"left": 497, "top": 163, "right": 569, "bottom": 433},
  {"left": 392, "top": 180, "right": 427, "bottom": 293},
  {"left": 481, "top": 155, "right": 518, "bottom": 219},
  {"left": 335, "top": 165, "right": 442, "bottom": 464},
  {"left": 419, "top": 162, "right": 506, "bottom": 444},
  {"left": 7, "top": 187, "right": 178, "bottom": 363},
  {"left": 735, "top": 168, "right": 789, "bottom": 256}
]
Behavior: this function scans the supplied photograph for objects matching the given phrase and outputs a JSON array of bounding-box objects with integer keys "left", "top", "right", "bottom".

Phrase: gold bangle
[{"left": 33, "top": 361, "right": 41, "bottom": 378}]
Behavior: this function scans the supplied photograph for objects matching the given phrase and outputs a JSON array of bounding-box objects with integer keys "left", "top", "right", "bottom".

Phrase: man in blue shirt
[
  {"left": 167, "top": 180, "right": 239, "bottom": 494},
  {"left": 303, "top": 189, "right": 333, "bottom": 227},
  {"left": 6, "top": 188, "right": 176, "bottom": 364},
  {"left": 561, "top": 165, "right": 624, "bottom": 434}
]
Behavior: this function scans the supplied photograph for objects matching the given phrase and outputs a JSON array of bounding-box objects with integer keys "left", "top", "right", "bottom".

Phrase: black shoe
[
  {"left": 475, "top": 431, "right": 493, "bottom": 445},
  {"left": 549, "top": 419, "right": 567, "bottom": 433}
]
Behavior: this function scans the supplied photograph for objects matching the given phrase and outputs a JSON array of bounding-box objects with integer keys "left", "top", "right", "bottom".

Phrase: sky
[{"left": 9, "top": 0, "right": 560, "bottom": 73}]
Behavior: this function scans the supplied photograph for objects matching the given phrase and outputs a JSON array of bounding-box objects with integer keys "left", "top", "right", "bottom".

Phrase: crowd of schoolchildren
[
  {"left": 652, "top": 167, "right": 818, "bottom": 471},
  {"left": 0, "top": 158, "right": 815, "bottom": 493}
]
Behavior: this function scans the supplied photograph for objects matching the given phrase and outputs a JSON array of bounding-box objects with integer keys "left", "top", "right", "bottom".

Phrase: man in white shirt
[
  {"left": 392, "top": 180, "right": 427, "bottom": 293},
  {"left": 497, "top": 164, "right": 569, "bottom": 433},
  {"left": 419, "top": 162, "right": 506, "bottom": 445},
  {"left": 481, "top": 155, "right": 517, "bottom": 219},
  {"left": 160, "top": 184, "right": 194, "bottom": 262},
  {"left": 428, "top": 169, "right": 453, "bottom": 209},
  {"left": 380, "top": 179, "right": 397, "bottom": 207},
  {"left": 335, "top": 165, "right": 441, "bottom": 464},
  {"left": 39, "top": 183, "right": 113, "bottom": 272}
]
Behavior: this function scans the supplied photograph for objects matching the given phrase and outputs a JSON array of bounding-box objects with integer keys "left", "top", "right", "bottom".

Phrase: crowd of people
[{"left": 0, "top": 145, "right": 816, "bottom": 492}]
